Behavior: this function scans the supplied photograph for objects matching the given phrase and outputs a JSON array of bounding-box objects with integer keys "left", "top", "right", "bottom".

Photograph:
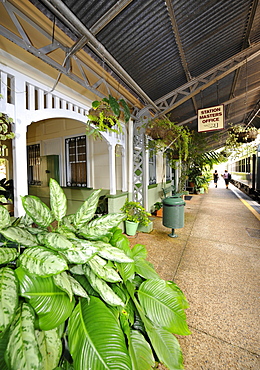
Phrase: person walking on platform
[
  {"left": 213, "top": 170, "right": 219, "bottom": 188},
  {"left": 222, "top": 169, "right": 231, "bottom": 189}
]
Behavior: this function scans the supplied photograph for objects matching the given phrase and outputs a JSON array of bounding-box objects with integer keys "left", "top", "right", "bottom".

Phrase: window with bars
[
  {"left": 65, "top": 136, "right": 87, "bottom": 187},
  {"left": 27, "top": 144, "right": 41, "bottom": 185}
]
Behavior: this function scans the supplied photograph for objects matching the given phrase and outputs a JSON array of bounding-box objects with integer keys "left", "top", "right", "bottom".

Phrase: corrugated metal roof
[{"left": 29, "top": 0, "right": 260, "bottom": 147}]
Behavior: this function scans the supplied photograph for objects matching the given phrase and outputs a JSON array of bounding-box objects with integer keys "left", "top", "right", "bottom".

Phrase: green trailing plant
[
  {"left": 86, "top": 95, "right": 131, "bottom": 139},
  {"left": 224, "top": 123, "right": 259, "bottom": 158},
  {"left": 120, "top": 200, "right": 152, "bottom": 226},
  {"left": 0, "top": 95, "right": 15, "bottom": 157},
  {"left": 0, "top": 179, "right": 190, "bottom": 370},
  {"left": 145, "top": 118, "right": 190, "bottom": 162}
]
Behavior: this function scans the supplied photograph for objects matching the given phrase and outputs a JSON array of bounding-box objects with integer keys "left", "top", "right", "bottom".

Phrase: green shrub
[{"left": 0, "top": 179, "right": 190, "bottom": 369}]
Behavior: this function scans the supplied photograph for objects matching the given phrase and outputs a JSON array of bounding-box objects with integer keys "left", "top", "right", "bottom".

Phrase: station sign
[{"left": 197, "top": 104, "right": 224, "bottom": 132}]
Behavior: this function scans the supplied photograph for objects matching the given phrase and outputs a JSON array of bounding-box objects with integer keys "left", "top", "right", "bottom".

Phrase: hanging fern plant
[{"left": 86, "top": 95, "right": 131, "bottom": 139}]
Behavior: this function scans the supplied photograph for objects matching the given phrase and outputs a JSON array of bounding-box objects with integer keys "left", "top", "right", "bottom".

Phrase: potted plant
[
  {"left": 120, "top": 200, "right": 151, "bottom": 236},
  {"left": 153, "top": 201, "right": 163, "bottom": 217},
  {"left": 145, "top": 117, "right": 190, "bottom": 162},
  {"left": 0, "top": 179, "right": 190, "bottom": 369},
  {"left": 226, "top": 124, "right": 259, "bottom": 146},
  {"left": 86, "top": 94, "right": 131, "bottom": 139},
  {"left": 0, "top": 98, "right": 15, "bottom": 156}
]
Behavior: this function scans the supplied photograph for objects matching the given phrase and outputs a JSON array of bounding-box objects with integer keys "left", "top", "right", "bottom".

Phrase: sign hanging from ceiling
[{"left": 197, "top": 104, "right": 224, "bottom": 132}]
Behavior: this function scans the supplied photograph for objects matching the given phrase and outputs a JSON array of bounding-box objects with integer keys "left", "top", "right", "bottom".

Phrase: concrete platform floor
[{"left": 127, "top": 180, "right": 260, "bottom": 370}]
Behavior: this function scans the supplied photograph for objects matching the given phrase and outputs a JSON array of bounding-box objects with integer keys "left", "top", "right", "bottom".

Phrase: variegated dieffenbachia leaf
[
  {"left": 87, "top": 213, "right": 126, "bottom": 231},
  {"left": 49, "top": 178, "right": 67, "bottom": 221},
  {"left": 78, "top": 226, "right": 112, "bottom": 240},
  {"left": 5, "top": 303, "right": 42, "bottom": 370},
  {"left": 60, "top": 242, "right": 98, "bottom": 264},
  {"left": 84, "top": 266, "right": 124, "bottom": 306},
  {"left": 35, "top": 328, "right": 62, "bottom": 370},
  {"left": 87, "top": 255, "right": 122, "bottom": 283},
  {"left": 21, "top": 195, "right": 54, "bottom": 228},
  {"left": 0, "top": 267, "right": 19, "bottom": 332},
  {"left": 0, "top": 227, "right": 38, "bottom": 247},
  {"left": 73, "top": 189, "right": 102, "bottom": 229},
  {"left": 93, "top": 241, "right": 134, "bottom": 263},
  {"left": 44, "top": 233, "right": 74, "bottom": 251},
  {"left": 70, "top": 264, "right": 85, "bottom": 275},
  {"left": 0, "top": 248, "right": 18, "bottom": 264},
  {"left": 67, "top": 274, "right": 89, "bottom": 299},
  {"left": 53, "top": 272, "right": 73, "bottom": 302},
  {"left": 0, "top": 205, "right": 11, "bottom": 229},
  {"left": 18, "top": 246, "right": 68, "bottom": 277}
]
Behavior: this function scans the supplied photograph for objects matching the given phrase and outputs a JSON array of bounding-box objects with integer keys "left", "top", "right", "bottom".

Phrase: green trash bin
[{"left": 162, "top": 195, "right": 185, "bottom": 238}]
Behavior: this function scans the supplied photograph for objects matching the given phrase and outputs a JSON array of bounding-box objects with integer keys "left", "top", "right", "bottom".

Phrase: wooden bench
[{"left": 161, "top": 185, "right": 176, "bottom": 198}]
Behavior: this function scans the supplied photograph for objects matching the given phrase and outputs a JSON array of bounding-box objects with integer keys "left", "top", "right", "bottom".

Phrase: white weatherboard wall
[{"left": 0, "top": 55, "right": 127, "bottom": 216}]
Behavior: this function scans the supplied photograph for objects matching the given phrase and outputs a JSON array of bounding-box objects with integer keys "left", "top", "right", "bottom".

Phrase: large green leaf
[
  {"left": 68, "top": 297, "right": 132, "bottom": 370},
  {"left": 146, "top": 326, "right": 184, "bottom": 370},
  {"left": 87, "top": 255, "right": 122, "bottom": 282},
  {"left": 44, "top": 233, "right": 74, "bottom": 251},
  {"left": 35, "top": 328, "right": 62, "bottom": 370},
  {"left": 167, "top": 281, "right": 189, "bottom": 310},
  {"left": 21, "top": 195, "right": 54, "bottom": 228},
  {"left": 138, "top": 280, "right": 190, "bottom": 335},
  {"left": 134, "top": 259, "right": 159, "bottom": 280},
  {"left": 73, "top": 189, "right": 101, "bottom": 229},
  {"left": 49, "top": 178, "right": 67, "bottom": 221},
  {"left": 128, "top": 329, "right": 155, "bottom": 370},
  {"left": 0, "top": 326, "right": 9, "bottom": 370},
  {"left": 84, "top": 266, "right": 124, "bottom": 306},
  {"left": 16, "top": 267, "right": 75, "bottom": 330},
  {"left": 115, "top": 261, "right": 135, "bottom": 282},
  {"left": 18, "top": 246, "right": 68, "bottom": 277},
  {"left": 5, "top": 303, "right": 42, "bottom": 370},
  {"left": 0, "top": 267, "right": 18, "bottom": 332},
  {"left": 108, "top": 95, "right": 120, "bottom": 116},
  {"left": 0, "top": 226, "right": 38, "bottom": 246},
  {"left": 0, "top": 247, "right": 18, "bottom": 264},
  {"left": 0, "top": 205, "right": 11, "bottom": 229}
]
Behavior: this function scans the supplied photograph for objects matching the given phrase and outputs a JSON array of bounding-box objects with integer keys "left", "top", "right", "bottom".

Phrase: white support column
[
  {"left": 108, "top": 143, "right": 116, "bottom": 195},
  {"left": 143, "top": 144, "right": 149, "bottom": 210},
  {"left": 12, "top": 78, "right": 28, "bottom": 217},
  {"left": 121, "top": 145, "right": 127, "bottom": 192},
  {"left": 128, "top": 119, "right": 134, "bottom": 199}
]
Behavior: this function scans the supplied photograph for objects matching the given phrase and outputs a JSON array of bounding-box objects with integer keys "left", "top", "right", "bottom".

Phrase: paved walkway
[{"left": 127, "top": 180, "right": 260, "bottom": 370}]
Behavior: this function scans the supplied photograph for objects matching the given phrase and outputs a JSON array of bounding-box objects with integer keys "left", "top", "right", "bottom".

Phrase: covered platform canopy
[{"left": 27, "top": 0, "right": 260, "bottom": 150}]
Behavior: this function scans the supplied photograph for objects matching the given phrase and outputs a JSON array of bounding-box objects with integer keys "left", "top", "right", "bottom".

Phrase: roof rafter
[{"left": 154, "top": 42, "right": 260, "bottom": 116}]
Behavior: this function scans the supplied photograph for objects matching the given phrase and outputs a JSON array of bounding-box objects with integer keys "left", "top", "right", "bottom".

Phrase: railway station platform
[{"left": 127, "top": 179, "right": 260, "bottom": 370}]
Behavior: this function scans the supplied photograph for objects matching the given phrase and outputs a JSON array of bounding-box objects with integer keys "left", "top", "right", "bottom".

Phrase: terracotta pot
[{"left": 155, "top": 208, "right": 163, "bottom": 217}]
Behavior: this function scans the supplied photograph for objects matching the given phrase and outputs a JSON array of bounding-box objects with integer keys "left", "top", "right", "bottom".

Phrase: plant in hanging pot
[
  {"left": 226, "top": 124, "right": 259, "bottom": 146},
  {"left": 120, "top": 200, "right": 151, "bottom": 236},
  {"left": 86, "top": 94, "right": 131, "bottom": 139},
  {"left": 0, "top": 98, "right": 15, "bottom": 156},
  {"left": 145, "top": 117, "right": 190, "bottom": 165}
]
